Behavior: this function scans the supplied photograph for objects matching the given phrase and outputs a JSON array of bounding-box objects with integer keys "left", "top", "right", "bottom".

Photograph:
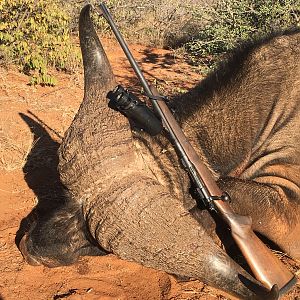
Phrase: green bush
[
  {"left": 0, "top": 0, "right": 81, "bottom": 85},
  {"left": 1, "top": 0, "right": 299, "bottom": 83},
  {"left": 185, "top": 0, "right": 300, "bottom": 68}
]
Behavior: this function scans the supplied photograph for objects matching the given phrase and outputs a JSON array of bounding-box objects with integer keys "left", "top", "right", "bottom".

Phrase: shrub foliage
[
  {"left": 89, "top": 0, "right": 300, "bottom": 69},
  {"left": 185, "top": 0, "right": 300, "bottom": 68},
  {"left": 0, "top": 0, "right": 80, "bottom": 85},
  {"left": 0, "top": 0, "right": 299, "bottom": 83}
]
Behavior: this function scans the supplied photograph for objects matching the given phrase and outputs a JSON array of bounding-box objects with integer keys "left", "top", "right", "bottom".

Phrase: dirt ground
[{"left": 0, "top": 39, "right": 299, "bottom": 300}]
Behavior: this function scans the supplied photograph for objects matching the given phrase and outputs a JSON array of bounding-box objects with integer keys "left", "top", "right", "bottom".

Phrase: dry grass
[{"left": 0, "top": 120, "right": 33, "bottom": 171}]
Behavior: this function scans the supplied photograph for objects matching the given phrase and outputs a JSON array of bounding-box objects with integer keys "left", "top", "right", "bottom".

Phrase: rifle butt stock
[{"left": 214, "top": 200, "right": 296, "bottom": 294}]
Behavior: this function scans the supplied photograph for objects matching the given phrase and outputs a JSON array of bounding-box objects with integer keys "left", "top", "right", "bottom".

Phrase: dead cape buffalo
[{"left": 19, "top": 4, "right": 300, "bottom": 300}]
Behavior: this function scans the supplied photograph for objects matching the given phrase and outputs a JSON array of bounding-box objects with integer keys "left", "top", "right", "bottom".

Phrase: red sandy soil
[{"left": 0, "top": 39, "right": 299, "bottom": 300}]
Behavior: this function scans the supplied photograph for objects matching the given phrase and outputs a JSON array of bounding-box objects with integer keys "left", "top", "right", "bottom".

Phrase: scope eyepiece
[
  {"left": 107, "top": 85, "right": 163, "bottom": 136},
  {"left": 109, "top": 85, "right": 135, "bottom": 109}
]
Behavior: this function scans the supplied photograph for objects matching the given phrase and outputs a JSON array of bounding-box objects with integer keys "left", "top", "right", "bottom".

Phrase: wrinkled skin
[{"left": 19, "top": 5, "right": 300, "bottom": 299}]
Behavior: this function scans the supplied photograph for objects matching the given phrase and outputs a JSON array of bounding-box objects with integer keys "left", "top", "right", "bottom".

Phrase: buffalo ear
[{"left": 79, "top": 4, "right": 115, "bottom": 93}]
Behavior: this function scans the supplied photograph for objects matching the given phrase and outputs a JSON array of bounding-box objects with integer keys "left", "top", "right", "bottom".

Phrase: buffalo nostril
[{"left": 19, "top": 235, "right": 41, "bottom": 266}]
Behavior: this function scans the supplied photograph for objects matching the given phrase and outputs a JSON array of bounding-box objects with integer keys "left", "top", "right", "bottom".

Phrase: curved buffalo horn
[
  {"left": 59, "top": 4, "right": 133, "bottom": 197},
  {"left": 79, "top": 4, "right": 115, "bottom": 93}
]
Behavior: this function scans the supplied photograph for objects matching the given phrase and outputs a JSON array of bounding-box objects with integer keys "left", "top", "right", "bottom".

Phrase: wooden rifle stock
[{"left": 98, "top": 2, "right": 296, "bottom": 294}]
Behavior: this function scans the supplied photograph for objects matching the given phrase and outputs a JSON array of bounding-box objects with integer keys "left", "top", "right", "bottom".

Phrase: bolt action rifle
[{"left": 98, "top": 2, "right": 296, "bottom": 298}]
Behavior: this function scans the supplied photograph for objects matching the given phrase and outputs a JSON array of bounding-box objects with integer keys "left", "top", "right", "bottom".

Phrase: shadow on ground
[
  {"left": 15, "top": 111, "right": 66, "bottom": 246},
  {"left": 141, "top": 48, "right": 176, "bottom": 67}
]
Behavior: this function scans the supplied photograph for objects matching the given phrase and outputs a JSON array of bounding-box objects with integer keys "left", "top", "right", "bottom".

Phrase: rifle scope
[{"left": 107, "top": 85, "right": 163, "bottom": 136}]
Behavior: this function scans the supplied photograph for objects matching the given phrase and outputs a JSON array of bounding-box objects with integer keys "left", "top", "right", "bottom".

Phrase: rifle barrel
[
  {"left": 99, "top": 2, "right": 202, "bottom": 187},
  {"left": 99, "top": 3, "right": 152, "bottom": 97}
]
